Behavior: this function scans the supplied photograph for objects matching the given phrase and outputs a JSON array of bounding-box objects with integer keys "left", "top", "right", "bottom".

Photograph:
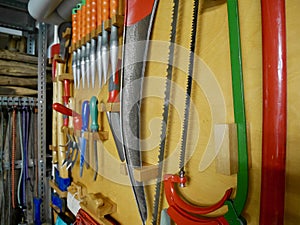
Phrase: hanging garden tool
[{"left": 120, "top": 0, "right": 159, "bottom": 224}]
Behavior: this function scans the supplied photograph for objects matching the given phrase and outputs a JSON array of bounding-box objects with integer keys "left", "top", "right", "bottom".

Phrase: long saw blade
[
  {"left": 120, "top": 0, "right": 159, "bottom": 224},
  {"left": 151, "top": 0, "right": 180, "bottom": 224},
  {"left": 179, "top": 0, "right": 200, "bottom": 172}
]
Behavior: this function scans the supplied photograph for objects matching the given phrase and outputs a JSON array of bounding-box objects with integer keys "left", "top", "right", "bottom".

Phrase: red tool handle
[
  {"left": 260, "top": 0, "right": 287, "bottom": 224},
  {"left": 62, "top": 80, "right": 71, "bottom": 127},
  {"left": 110, "top": 0, "right": 118, "bottom": 18},
  {"left": 125, "top": 0, "right": 155, "bottom": 26},
  {"left": 102, "top": 0, "right": 110, "bottom": 22},
  {"left": 72, "top": 9, "right": 77, "bottom": 45},
  {"left": 52, "top": 103, "right": 80, "bottom": 117},
  {"left": 86, "top": 0, "right": 91, "bottom": 35},
  {"left": 97, "top": 0, "right": 102, "bottom": 28},
  {"left": 107, "top": 60, "right": 120, "bottom": 103},
  {"left": 91, "top": 0, "right": 97, "bottom": 30}
]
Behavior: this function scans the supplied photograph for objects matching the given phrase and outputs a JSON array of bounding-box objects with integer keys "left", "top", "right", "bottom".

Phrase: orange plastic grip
[
  {"left": 91, "top": 0, "right": 97, "bottom": 30},
  {"left": 110, "top": 0, "right": 118, "bottom": 18},
  {"left": 102, "top": 0, "right": 109, "bottom": 21},
  {"left": 72, "top": 10, "right": 77, "bottom": 44},
  {"left": 97, "top": 0, "right": 102, "bottom": 27},
  {"left": 81, "top": 3, "right": 86, "bottom": 38},
  {"left": 86, "top": 0, "right": 91, "bottom": 34},
  {"left": 77, "top": 4, "right": 82, "bottom": 42}
]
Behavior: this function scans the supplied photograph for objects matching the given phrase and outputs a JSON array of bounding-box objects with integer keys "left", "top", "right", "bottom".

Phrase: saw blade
[
  {"left": 151, "top": 0, "right": 180, "bottom": 224},
  {"left": 152, "top": 0, "right": 201, "bottom": 223},
  {"left": 179, "top": 0, "right": 200, "bottom": 171}
]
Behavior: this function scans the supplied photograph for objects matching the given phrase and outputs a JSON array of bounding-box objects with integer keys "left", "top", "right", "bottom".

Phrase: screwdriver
[
  {"left": 96, "top": 0, "right": 103, "bottom": 87},
  {"left": 80, "top": 101, "right": 90, "bottom": 177},
  {"left": 90, "top": 96, "right": 99, "bottom": 180},
  {"left": 101, "top": 0, "right": 110, "bottom": 85},
  {"left": 71, "top": 8, "right": 78, "bottom": 89},
  {"left": 76, "top": 3, "right": 82, "bottom": 89}
]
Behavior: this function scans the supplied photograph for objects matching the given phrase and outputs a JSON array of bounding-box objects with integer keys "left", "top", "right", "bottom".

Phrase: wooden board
[
  {"left": 63, "top": 1, "right": 300, "bottom": 224},
  {"left": 0, "top": 49, "right": 38, "bottom": 64}
]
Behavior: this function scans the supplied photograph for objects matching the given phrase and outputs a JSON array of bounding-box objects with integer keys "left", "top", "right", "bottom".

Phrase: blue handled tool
[{"left": 80, "top": 101, "right": 90, "bottom": 177}]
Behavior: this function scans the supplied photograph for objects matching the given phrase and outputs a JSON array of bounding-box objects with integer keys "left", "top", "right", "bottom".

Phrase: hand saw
[{"left": 120, "top": 0, "right": 159, "bottom": 224}]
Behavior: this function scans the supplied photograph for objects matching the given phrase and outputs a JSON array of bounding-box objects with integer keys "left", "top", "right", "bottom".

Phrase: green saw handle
[{"left": 90, "top": 96, "right": 99, "bottom": 131}]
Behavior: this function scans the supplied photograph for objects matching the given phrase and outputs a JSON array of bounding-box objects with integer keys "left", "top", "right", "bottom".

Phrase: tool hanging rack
[
  {"left": 46, "top": 0, "right": 251, "bottom": 224},
  {"left": 0, "top": 96, "right": 38, "bottom": 107},
  {"left": 0, "top": 95, "right": 40, "bottom": 224}
]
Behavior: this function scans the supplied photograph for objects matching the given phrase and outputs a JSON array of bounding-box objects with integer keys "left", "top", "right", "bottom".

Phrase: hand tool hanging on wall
[
  {"left": 58, "top": 22, "right": 72, "bottom": 64},
  {"left": 260, "top": 1, "right": 286, "bottom": 225},
  {"left": 224, "top": 1, "right": 248, "bottom": 223},
  {"left": 90, "top": 96, "right": 99, "bottom": 180},
  {"left": 109, "top": 0, "right": 119, "bottom": 83},
  {"left": 65, "top": 98, "right": 80, "bottom": 170},
  {"left": 157, "top": 1, "right": 231, "bottom": 224},
  {"left": 106, "top": 61, "right": 125, "bottom": 162},
  {"left": 72, "top": 7, "right": 78, "bottom": 89},
  {"left": 76, "top": 3, "right": 82, "bottom": 89},
  {"left": 85, "top": 0, "right": 91, "bottom": 89},
  {"left": 151, "top": 0, "right": 180, "bottom": 222},
  {"left": 53, "top": 102, "right": 81, "bottom": 170},
  {"left": 90, "top": 0, "right": 97, "bottom": 88},
  {"left": 81, "top": 0, "right": 87, "bottom": 88},
  {"left": 101, "top": 0, "right": 110, "bottom": 85},
  {"left": 96, "top": 0, "right": 103, "bottom": 88},
  {"left": 80, "top": 101, "right": 90, "bottom": 177},
  {"left": 120, "top": 0, "right": 159, "bottom": 224}
]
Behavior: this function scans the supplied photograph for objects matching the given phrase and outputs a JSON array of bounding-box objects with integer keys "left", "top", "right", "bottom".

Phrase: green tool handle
[
  {"left": 90, "top": 96, "right": 99, "bottom": 131},
  {"left": 225, "top": 0, "right": 248, "bottom": 222}
]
